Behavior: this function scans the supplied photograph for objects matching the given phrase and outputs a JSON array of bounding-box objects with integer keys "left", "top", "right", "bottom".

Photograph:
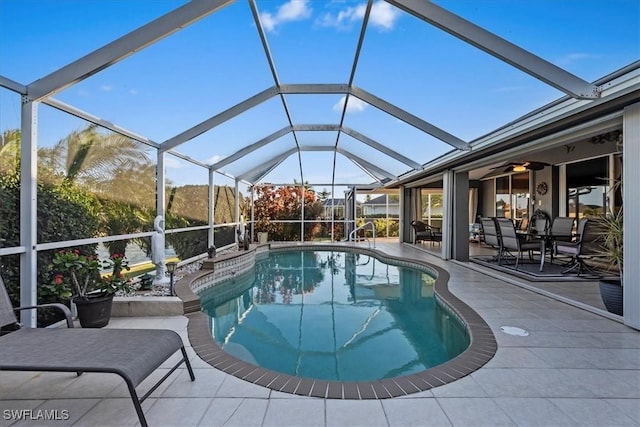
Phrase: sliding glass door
[
  {"left": 566, "top": 156, "right": 610, "bottom": 220},
  {"left": 495, "top": 173, "right": 530, "bottom": 222}
]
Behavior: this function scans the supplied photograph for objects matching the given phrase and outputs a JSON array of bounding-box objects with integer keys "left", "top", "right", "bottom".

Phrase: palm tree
[
  {"left": 53, "top": 124, "right": 151, "bottom": 185},
  {"left": 0, "top": 129, "right": 20, "bottom": 176},
  {"left": 51, "top": 124, "right": 155, "bottom": 256}
]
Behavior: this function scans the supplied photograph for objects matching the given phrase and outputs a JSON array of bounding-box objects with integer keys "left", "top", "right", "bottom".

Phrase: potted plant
[
  {"left": 256, "top": 217, "right": 270, "bottom": 244},
  {"left": 45, "top": 249, "right": 132, "bottom": 327},
  {"left": 595, "top": 206, "right": 623, "bottom": 316}
]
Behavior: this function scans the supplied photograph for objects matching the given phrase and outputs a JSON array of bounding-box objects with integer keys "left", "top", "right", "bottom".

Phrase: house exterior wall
[
  {"left": 362, "top": 205, "right": 400, "bottom": 216},
  {"left": 623, "top": 102, "right": 639, "bottom": 329},
  {"left": 481, "top": 180, "right": 494, "bottom": 217}
]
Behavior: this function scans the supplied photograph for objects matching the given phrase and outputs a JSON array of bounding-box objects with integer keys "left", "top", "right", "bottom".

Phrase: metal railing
[{"left": 348, "top": 221, "right": 376, "bottom": 248}]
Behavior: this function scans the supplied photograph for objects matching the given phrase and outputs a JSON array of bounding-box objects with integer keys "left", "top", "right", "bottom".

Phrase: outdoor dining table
[
  {"left": 516, "top": 230, "right": 575, "bottom": 272},
  {"left": 516, "top": 231, "right": 547, "bottom": 272}
]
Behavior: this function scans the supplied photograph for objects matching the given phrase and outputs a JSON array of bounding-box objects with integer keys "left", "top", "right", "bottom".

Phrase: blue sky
[{"left": 1, "top": 0, "right": 639, "bottom": 193}]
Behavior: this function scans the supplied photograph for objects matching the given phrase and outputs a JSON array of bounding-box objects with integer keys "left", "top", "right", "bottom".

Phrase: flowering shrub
[{"left": 45, "top": 249, "right": 132, "bottom": 300}]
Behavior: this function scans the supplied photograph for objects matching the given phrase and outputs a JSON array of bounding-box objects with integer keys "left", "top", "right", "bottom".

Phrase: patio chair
[
  {"left": 410, "top": 220, "right": 442, "bottom": 246},
  {"left": 549, "top": 216, "right": 575, "bottom": 262},
  {"left": 495, "top": 218, "right": 545, "bottom": 271},
  {"left": 480, "top": 217, "right": 503, "bottom": 262},
  {"left": 0, "top": 275, "right": 195, "bottom": 427},
  {"left": 555, "top": 218, "right": 601, "bottom": 276},
  {"left": 528, "top": 209, "right": 550, "bottom": 235}
]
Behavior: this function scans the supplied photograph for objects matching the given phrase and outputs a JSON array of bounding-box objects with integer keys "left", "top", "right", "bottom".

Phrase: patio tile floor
[{"left": 1, "top": 242, "right": 638, "bottom": 426}]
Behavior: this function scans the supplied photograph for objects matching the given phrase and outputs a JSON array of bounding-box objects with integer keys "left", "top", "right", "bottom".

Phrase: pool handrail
[{"left": 349, "top": 221, "right": 375, "bottom": 248}]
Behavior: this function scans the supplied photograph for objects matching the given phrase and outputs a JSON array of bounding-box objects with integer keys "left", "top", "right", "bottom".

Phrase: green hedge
[{"left": 0, "top": 175, "right": 101, "bottom": 325}]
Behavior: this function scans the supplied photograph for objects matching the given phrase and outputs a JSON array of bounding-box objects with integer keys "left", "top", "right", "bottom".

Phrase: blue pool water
[{"left": 200, "top": 249, "right": 469, "bottom": 382}]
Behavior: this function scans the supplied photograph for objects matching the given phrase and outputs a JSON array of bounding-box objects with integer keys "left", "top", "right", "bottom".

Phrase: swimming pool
[{"left": 199, "top": 249, "right": 470, "bottom": 382}]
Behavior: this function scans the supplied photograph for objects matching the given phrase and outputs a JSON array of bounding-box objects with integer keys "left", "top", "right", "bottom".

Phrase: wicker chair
[{"left": 410, "top": 220, "right": 442, "bottom": 246}]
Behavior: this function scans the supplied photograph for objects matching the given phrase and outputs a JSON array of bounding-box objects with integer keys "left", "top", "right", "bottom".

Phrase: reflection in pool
[{"left": 199, "top": 250, "right": 469, "bottom": 382}]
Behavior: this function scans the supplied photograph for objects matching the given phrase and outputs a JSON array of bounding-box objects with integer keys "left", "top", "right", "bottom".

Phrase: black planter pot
[
  {"left": 599, "top": 279, "right": 623, "bottom": 316},
  {"left": 74, "top": 294, "right": 114, "bottom": 328}
]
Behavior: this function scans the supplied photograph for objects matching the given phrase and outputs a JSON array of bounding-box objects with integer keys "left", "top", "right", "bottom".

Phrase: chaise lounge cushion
[{"left": 0, "top": 327, "right": 184, "bottom": 388}]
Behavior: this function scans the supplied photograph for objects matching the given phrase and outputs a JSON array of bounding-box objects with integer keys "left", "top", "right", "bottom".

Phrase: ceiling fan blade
[
  {"left": 526, "top": 162, "right": 549, "bottom": 170},
  {"left": 491, "top": 161, "right": 550, "bottom": 173},
  {"left": 490, "top": 163, "right": 515, "bottom": 170}
]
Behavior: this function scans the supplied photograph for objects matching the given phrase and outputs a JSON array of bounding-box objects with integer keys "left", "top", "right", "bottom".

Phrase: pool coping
[{"left": 183, "top": 243, "right": 497, "bottom": 399}]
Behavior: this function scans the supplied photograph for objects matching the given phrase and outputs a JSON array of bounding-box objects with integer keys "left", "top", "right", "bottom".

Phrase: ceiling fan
[{"left": 492, "top": 161, "right": 550, "bottom": 173}]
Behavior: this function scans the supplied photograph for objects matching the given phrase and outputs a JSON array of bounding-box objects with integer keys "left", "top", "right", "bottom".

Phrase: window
[
  {"left": 512, "top": 173, "right": 530, "bottom": 222},
  {"left": 494, "top": 173, "right": 530, "bottom": 221},
  {"left": 496, "top": 176, "right": 511, "bottom": 218},
  {"left": 566, "top": 157, "right": 609, "bottom": 219}
]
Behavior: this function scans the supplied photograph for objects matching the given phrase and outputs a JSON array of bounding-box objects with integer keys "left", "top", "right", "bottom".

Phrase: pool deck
[{"left": 1, "top": 242, "right": 639, "bottom": 426}]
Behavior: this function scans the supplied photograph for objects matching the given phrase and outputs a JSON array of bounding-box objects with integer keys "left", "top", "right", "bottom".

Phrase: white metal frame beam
[
  {"left": 385, "top": 0, "right": 599, "bottom": 99},
  {"left": 292, "top": 124, "right": 340, "bottom": 132},
  {"left": 160, "top": 82, "right": 467, "bottom": 156},
  {"left": 0, "top": 75, "right": 27, "bottom": 94},
  {"left": 298, "top": 145, "right": 338, "bottom": 152},
  {"left": 209, "top": 126, "right": 291, "bottom": 169},
  {"left": 238, "top": 148, "right": 297, "bottom": 183},
  {"left": 279, "top": 84, "right": 350, "bottom": 94},
  {"left": 332, "top": 0, "right": 374, "bottom": 204},
  {"left": 26, "top": 0, "right": 234, "bottom": 101},
  {"left": 282, "top": 85, "right": 459, "bottom": 151},
  {"left": 281, "top": 84, "right": 468, "bottom": 150},
  {"left": 292, "top": 124, "right": 421, "bottom": 169},
  {"left": 19, "top": 98, "right": 38, "bottom": 327},
  {"left": 235, "top": 145, "right": 397, "bottom": 184},
  {"left": 43, "top": 98, "right": 161, "bottom": 149},
  {"left": 350, "top": 86, "right": 469, "bottom": 150},
  {"left": 208, "top": 123, "right": 420, "bottom": 178},
  {"left": 249, "top": 0, "right": 305, "bottom": 185},
  {"left": 161, "top": 86, "right": 279, "bottom": 152},
  {"left": 341, "top": 126, "right": 422, "bottom": 169},
  {"left": 336, "top": 148, "right": 397, "bottom": 181}
]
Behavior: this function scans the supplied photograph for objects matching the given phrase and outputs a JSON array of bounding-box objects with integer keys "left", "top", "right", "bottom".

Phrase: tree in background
[
  {"left": 0, "top": 130, "right": 20, "bottom": 175},
  {"left": 253, "top": 184, "right": 323, "bottom": 241},
  {"left": 1, "top": 124, "right": 245, "bottom": 305},
  {"left": 317, "top": 188, "right": 330, "bottom": 201},
  {"left": 160, "top": 185, "right": 247, "bottom": 259}
]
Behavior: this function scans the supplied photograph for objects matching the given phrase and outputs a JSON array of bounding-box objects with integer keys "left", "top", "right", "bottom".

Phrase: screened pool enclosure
[{"left": 1, "top": 0, "right": 639, "bottom": 328}]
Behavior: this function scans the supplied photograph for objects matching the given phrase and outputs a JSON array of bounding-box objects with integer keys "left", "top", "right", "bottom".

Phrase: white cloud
[
  {"left": 77, "top": 89, "right": 90, "bottom": 97},
  {"left": 206, "top": 154, "right": 222, "bottom": 165},
  {"left": 369, "top": 1, "right": 399, "bottom": 30},
  {"left": 317, "top": 1, "right": 399, "bottom": 31},
  {"left": 129, "top": 89, "right": 137, "bottom": 95},
  {"left": 332, "top": 95, "right": 368, "bottom": 113},
  {"left": 317, "top": 4, "right": 362, "bottom": 30},
  {"left": 261, "top": 0, "right": 312, "bottom": 32},
  {"left": 556, "top": 52, "right": 599, "bottom": 66},
  {"left": 100, "top": 84, "right": 113, "bottom": 92}
]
